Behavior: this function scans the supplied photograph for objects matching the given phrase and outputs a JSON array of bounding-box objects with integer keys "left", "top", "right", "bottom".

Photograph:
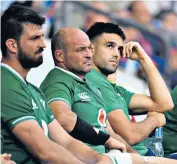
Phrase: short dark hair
[
  {"left": 86, "top": 22, "right": 126, "bottom": 41},
  {"left": 1, "top": 5, "right": 45, "bottom": 57}
]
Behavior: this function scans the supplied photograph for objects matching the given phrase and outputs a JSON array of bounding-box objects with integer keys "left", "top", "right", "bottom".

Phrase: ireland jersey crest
[{"left": 97, "top": 109, "right": 107, "bottom": 127}]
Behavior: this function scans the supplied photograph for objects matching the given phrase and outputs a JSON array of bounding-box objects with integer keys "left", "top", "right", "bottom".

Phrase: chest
[{"left": 71, "top": 83, "right": 108, "bottom": 128}]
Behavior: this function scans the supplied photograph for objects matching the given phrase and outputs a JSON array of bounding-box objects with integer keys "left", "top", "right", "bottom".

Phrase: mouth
[
  {"left": 35, "top": 48, "right": 44, "bottom": 56},
  {"left": 36, "top": 53, "right": 43, "bottom": 57},
  {"left": 84, "top": 60, "right": 92, "bottom": 66},
  {"left": 109, "top": 60, "right": 118, "bottom": 65}
]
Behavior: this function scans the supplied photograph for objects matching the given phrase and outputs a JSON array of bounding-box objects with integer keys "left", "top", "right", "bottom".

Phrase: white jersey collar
[{"left": 54, "top": 66, "right": 83, "bottom": 81}]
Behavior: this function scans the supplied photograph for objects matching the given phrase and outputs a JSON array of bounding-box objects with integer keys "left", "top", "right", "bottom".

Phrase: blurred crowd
[{"left": 1, "top": 0, "right": 177, "bottom": 90}]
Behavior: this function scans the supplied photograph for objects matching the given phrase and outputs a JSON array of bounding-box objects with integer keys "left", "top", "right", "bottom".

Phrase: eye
[
  {"left": 31, "top": 36, "right": 39, "bottom": 40},
  {"left": 88, "top": 46, "right": 93, "bottom": 51},
  {"left": 76, "top": 47, "right": 85, "bottom": 52},
  {"left": 107, "top": 44, "right": 114, "bottom": 49}
]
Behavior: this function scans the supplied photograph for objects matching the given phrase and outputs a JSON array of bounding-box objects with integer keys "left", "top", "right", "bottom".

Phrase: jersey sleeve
[
  {"left": 1, "top": 85, "right": 35, "bottom": 130},
  {"left": 101, "top": 87, "right": 123, "bottom": 113},
  {"left": 45, "top": 106, "right": 55, "bottom": 124},
  {"left": 39, "top": 90, "right": 55, "bottom": 124},
  {"left": 43, "top": 82, "right": 73, "bottom": 108},
  {"left": 116, "top": 86, "right": 135, "bottom": 106}
]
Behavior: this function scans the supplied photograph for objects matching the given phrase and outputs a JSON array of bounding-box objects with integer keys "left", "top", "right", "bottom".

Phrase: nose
[
  {"left": 85, "top": 47, "right": 93, "bottom": 58},
  {"left": 113, "top": 50, "right": 120, "bottom": 59},
  {"left": 39, "top": 38, "right": 46, "bottom": 49}
]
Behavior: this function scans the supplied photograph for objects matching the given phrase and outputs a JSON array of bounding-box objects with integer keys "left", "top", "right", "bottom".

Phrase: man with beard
[
  {"left": 85, "top": 22, "right": 174, "bottom": 156},
  {"left": 1, "top": 5, "right": 117, "bottom": 164}
]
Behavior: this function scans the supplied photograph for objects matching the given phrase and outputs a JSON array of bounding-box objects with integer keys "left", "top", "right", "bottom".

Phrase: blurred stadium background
[{"left": 1, "top": 1, "right": 177, "bottom": 118}]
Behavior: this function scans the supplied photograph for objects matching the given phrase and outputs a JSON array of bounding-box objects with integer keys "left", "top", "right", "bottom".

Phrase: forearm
[
  {"left": 106, "top": 119, "right": 137, "bottom": 153},
  {"left": 67, "top": 138, "right": 103, "bottom": 164},
  {"left": 109, "top": 132, "right": 137, "bottom": 153},
  {"left": 127, "top": 116, "right": 159, "bottom": 145},
  {"left": 50, "top": 102, "right": 110, "bottom": 145},
  {"left": 139, "top": 55, "right": 173, "bottom": 112},
  {"left": 12, "top": 120, "right": 83, "bottom": 164},
  {"left": 40, "top": 141, "right": 84, "bottom": 164},
  {"left": 49, "top": 120, "right": 105, "bottom": 164},
  {"left": 70, "top": 117, "right": 110, "bottom": 145}
]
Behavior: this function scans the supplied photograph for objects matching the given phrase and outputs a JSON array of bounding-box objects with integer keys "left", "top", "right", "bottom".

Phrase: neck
[
  {"left": 93, "top": 65, "right": 108, "bottom": 78},
  {"left": 2, "top": 57, "right": 30, "bottom": 80},
  {"left": 75, "top": 74, "right": 85, "bottom": 80},
  {"left": 56, "top": 63, "right": 85, "bottom": 80}
]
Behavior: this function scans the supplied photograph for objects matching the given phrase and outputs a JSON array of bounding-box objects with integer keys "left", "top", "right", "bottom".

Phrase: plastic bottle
[{"left": 153, "top": 127, "right": 164, "bottom": 157}]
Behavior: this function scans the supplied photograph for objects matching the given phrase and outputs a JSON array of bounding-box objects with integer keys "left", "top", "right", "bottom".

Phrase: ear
[
  {"left": 54, "top": 50, "right": 64, "bottom": 62},
  {"left": 5, "top": 39, "right": 18, "bottom": 54}
]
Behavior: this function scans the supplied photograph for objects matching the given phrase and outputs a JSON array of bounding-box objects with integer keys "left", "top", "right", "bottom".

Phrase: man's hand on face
[
  {"left": 122, "top": 41, "right": 148, "bottom": 61},
  {"left": 105, "top": 136, "right": 127, "bottom": 153}
]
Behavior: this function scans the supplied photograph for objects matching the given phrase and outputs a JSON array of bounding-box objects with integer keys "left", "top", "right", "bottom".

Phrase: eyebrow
[
  {"left": 75, "top": 43, "right": 92, "bottom": 47},
  {"left": 106, "top": 41, "right": 116, "bottom": 44},
  {"left": 30, "top": 33, "right": 44, "bottom": 39}
]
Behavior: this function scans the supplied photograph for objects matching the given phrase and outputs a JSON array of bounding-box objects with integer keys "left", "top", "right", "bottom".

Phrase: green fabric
[
  {"left": 1, "top": 64, "right": 54, "bottom": 163},
  {"left": 40, "top": 67, "right": 109, "bottom": 153},
  {"left": 86, "top": 69, "right": 123, "bottom": 113},
  {"left": 163, "top": 86, "right": 177, "bottom": 155},
  {"left": 86, "top": 69, "right": 148, "bottom": 156}
]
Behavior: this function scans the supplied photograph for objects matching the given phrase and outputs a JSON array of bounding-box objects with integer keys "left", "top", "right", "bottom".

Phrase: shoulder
[
  {"left": 86, "top": 69, "right": 108, "bottom": 87},
  {"left": 1, "top": 67, "right": 20, "bottom": 87},
  {"left": 2, "top": 73, "right": 30, "bottom": 100},
  {"left": 111, "top": 83, "right": 125, "bottom": 92},
  {"left": 41, "top": 68, "right": 74, "bottom": 86},
  {"left": 86, "top": 69, "right": 96, "bottom": 78},
  {"left": 40, "top": 70, "right": 77, "bottom": 94}
]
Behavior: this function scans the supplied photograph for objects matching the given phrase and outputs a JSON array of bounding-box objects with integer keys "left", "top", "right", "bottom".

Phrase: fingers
[
  {"left": 122, "top": 41, "right": 139, "bottom": 58},
  {"left": 147, "top": 111, "right": 158, "bottom": 117},
  {"left": 1, "top": 154, "right": 11, "bottom": 160},
  {"left": 1, "top": 154, "right": 16, "bottom": 164},
  {"left": 121, "top": 145, "right": 127, "bottom": 153}
]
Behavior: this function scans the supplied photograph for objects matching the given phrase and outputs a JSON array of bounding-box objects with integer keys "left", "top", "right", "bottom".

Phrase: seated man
[
  {"left": 85, "top": 22, "right": 174, "bottom": 156},
  {"left": 163, "top": 86, "right": 177, "bottom": 159},
  {"left": 40, "top": 27, "right": 135, "bottom": 154},
  {"left": 40, "top": 27, "right": 177, "bottom": 164},
  {"left": 1, "top": 5, "right": 114, "bottom": 164}
]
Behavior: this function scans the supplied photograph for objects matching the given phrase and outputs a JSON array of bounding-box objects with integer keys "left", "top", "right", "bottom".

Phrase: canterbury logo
[
  {"left": 97, "top": 109, "right": 107, "bottom": 127},
  {"left": 32, "top": 99, "right": 38, "bottom": 110},
  {"left": 79, "top": 92, "right": 90, "bottom": 101}
]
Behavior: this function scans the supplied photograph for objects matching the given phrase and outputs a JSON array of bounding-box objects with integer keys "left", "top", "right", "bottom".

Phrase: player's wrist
[
  {"left": 143, "top": 156, "right": 149, "bottom": 163},
  {"left": 147, "top": 115, "right": 159, "bottom": 127}
]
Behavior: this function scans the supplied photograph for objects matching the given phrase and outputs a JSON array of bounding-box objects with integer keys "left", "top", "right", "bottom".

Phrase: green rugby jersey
[
  {"left": 86, "top": 69, "right": 148, "bottom": 156},
  {"left": 40, "top": 67, "right": 108, "bottom": 153},
  {"left": 163, "top": 86, "right": 177, "bottom": 155},
  {"left": 1, "top": 64, "right": 54, "bottom": 163}
]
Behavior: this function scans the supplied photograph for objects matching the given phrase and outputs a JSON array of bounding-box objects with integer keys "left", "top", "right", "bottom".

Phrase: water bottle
[{"left": 153, "top": 127, "right": 164, "bottom": 157}]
